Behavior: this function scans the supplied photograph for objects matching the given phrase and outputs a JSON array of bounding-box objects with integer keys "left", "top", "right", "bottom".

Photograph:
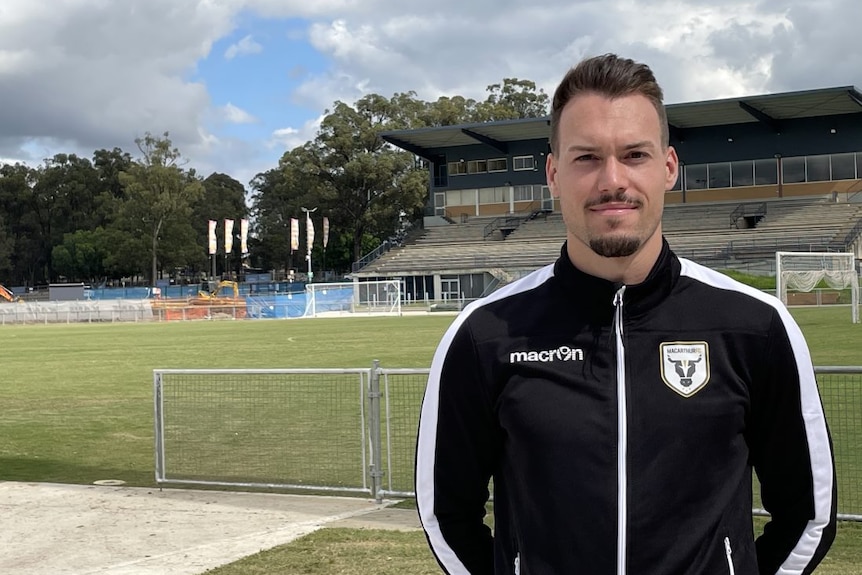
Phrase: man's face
[{"left": 546, "top": 92, "right": 678, "bottom": 259}]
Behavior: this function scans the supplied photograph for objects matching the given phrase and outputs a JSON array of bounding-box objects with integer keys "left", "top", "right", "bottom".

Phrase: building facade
[{"left": 383, "top": 86, "right": 862, "bottom": 220}]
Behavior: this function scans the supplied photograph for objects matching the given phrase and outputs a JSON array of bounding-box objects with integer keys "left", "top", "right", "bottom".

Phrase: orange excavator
[{"left": 0, "top": 284, "right": 20, "bottom": 302}]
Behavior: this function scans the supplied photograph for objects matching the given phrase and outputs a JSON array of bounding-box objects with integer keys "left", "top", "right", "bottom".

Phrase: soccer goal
[
  {"left": 775, "top": 251, "right": 859, "bottom": 323},
  {"left": 304, "top": 280, "right": 402, "bottom": 317}
]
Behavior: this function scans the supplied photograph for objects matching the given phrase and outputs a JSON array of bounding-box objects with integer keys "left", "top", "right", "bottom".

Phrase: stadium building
[{"left": 353, "top": 87, "right": 862, "bottom": 305}]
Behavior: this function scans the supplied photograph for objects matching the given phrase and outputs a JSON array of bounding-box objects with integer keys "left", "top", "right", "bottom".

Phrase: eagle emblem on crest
[{"left": 660, "top": 342, "right": 710, "bottom": 397}]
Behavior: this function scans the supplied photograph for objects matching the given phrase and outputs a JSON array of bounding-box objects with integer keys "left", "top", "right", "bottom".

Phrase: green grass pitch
[{"left": 0, "top": 307, "right": 859, "bottom": 573}]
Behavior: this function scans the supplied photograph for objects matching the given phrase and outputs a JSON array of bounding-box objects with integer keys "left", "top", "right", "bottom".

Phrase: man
[{"left": 415, "top": 54, "right": 836, "bottom": 574}]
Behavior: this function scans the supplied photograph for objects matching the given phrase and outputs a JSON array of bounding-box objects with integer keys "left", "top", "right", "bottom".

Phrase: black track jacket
[{"left": 416, "top": 240, "right": 836, "bottom": 575}]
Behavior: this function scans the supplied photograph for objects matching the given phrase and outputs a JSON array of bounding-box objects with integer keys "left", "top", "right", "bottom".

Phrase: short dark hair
[{"left": 549, "top": 53, "right": 668, "bottom": 153}]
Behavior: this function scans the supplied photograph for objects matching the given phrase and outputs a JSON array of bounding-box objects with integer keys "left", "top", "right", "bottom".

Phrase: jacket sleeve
[
  {"left": 750, "top": 307, "right": 837, "bottom": 575},
  {"left": 415, "top": 311, "right": 498, "bottom": 575}
]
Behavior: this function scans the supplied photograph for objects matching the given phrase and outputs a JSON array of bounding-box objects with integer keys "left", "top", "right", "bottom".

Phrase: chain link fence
[{"left": 154, "top": 365, "right": 862, "bottom": 520}]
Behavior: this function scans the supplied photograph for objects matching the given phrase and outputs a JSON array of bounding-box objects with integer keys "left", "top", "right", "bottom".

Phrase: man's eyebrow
[{"left": 565, "top": 140, "right": 656, "bottom": 153}]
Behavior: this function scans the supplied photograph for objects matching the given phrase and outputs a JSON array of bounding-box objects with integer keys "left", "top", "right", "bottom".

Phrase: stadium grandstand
[{"left": 352, "top": 86, "right": 862, "bottom": 304}]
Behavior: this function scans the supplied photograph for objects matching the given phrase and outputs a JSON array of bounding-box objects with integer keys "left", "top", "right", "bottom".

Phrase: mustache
[{"left": 585, "top": 191, "right": 643, "bottom": 209}]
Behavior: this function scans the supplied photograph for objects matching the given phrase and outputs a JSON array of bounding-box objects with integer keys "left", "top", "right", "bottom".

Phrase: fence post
[
  {"left": 153, "top": 371, "right": 165, "bottom": 484},
  {"left": 368, "top": 359, "right": 384, "bottom": 503}
]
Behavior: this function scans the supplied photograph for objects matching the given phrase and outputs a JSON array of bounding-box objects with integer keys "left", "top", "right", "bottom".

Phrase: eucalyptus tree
[
  {"left": 250, "top": 143, "right": 324, "bottom": 274},
  {"left": 309, "top": 93, "right": 428, "bottom": 264},
  {"left": 117, "top": 132, "right": 204, "bottom": 285}
]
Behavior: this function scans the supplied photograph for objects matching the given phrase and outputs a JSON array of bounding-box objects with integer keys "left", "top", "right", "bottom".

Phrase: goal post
[
  {"left": 304, "top": 280, "right": 402, "bottom": 318},
  {"left": 775, "top": 251, "right": 859, "bottom": 323}
]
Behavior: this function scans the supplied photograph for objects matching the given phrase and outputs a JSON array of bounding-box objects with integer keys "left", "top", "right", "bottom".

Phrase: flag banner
[
  {"left": 224, "top": 219, "right": 234, "bottom": 253},
  {"left": 240, "top": 218, "right": 249, "bottom": 254},
  {"left": 306, "top": 212, "right": 315, "bottom": 252},
  {"left": 208, "top": 220, "right": 217, "bottom": 255},
  {"left": 290, "top": 218, "right": 299, "bottom": 252},
  {"left": 323, "top": 216, "right": 330, "bottom": 249}
]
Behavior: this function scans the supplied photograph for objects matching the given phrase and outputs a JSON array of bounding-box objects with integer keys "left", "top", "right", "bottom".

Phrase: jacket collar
[{"left": 553, "top": 238, "right": 680, "bottom": 319}]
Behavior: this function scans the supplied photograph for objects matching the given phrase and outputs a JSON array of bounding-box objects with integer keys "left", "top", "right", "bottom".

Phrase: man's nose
[{"left": 597, "top": 157, "right": 628, "bottom": 192}]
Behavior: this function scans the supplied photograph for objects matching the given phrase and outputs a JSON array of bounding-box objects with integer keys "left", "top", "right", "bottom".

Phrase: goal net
[
  {"left": 775, "top": 251, "right": 859, "bottom": 323},
  {"left": 304, "top": 280, "right": 402, "bottom": 318}
]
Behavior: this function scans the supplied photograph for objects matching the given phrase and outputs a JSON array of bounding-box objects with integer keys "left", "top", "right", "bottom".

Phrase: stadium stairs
[{"left": 352, "top": 195, "right": 862, "bottom": 285}]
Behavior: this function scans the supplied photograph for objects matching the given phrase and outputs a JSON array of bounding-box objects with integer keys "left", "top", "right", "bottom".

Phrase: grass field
[{"left": 0, "top": 307, "right": 859, "bottom": 573}]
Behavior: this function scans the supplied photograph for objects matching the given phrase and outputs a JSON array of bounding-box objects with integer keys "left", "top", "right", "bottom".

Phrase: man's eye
[{"left": 575, "top": 155, "right": 596, "bottom": 162}]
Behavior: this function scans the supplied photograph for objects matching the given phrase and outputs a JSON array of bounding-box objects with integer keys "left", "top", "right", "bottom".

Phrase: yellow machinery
[{"left": 195, "top": 280, "right": 240, "bottom": 302}]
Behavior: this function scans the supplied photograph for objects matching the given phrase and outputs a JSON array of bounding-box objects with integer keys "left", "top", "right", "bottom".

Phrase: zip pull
[
  {"left": 612, "top": 285, "right": 626, "bottom": 339},
  {"left": 613, "top": 285, "right": 626, "bottom": 308},
  {"left": 724, "top": 537, "right": 735, "bottom": 575}
]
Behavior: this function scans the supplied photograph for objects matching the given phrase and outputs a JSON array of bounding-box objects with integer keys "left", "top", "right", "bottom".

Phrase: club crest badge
[{"left": 660, "top": 342, "right": 710, "bottom": 397}]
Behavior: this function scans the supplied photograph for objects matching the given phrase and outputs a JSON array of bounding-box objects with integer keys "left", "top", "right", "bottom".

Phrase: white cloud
[
  {"left": 0, "top": 0, "right": 237, "bottom": 165},
  {"left": 288, "top": 0, "right": 859, "bottom": 110},
  {"left": 269, "top": 115, "right": 323, "bottom": 151},
  {"left": 224, "top": 34, "right": 263, "bottom": 60},
  {"left": 222, "top": 103, "right": 258, "bottom": 124},
  {"left": 1, "top": 0, "right": 861, "bottom": 191}
]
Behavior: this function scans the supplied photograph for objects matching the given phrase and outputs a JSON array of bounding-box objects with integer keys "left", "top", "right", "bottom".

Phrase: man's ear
[
  {"left": 665, "top": 146, "right": 679, "bottom": 191},
  {"left": 546, "top": 153, "right": 560, "bottom": 198}
]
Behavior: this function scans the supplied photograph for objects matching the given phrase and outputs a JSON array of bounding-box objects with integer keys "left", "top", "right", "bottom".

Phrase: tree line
[{"left": 0, "top": 79, "right": 548, "bottom": 288}]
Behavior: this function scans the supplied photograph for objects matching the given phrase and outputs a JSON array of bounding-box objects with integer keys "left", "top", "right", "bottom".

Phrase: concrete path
[{"left": 0, "top": 481, "right": 418, "bottom": 575}]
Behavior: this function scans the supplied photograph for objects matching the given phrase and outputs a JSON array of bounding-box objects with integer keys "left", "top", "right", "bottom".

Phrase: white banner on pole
[
  {"left": 240, "top": 218, "right": 249, "bottom": 254},
  {"left": 306, "top": 212, "right": 315, "bottom": 251},
  {"left": 290, "top": 218, "right": 299, "bottom": 252},
  {"left": 207, "top": 220, "right": 217, "bottom": 255},
  {"left": 224, "top": 219, "right": 234, "bottom": 253}
]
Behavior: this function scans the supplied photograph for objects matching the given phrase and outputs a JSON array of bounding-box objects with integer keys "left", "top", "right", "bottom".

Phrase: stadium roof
[{"left": 382, "top": 86, "right": 862, "bottom": 158}]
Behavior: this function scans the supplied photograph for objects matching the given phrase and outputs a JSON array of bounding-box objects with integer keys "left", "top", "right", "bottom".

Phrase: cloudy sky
[{"left": 1, "top": 0, "right": 861, "bottom": 191}]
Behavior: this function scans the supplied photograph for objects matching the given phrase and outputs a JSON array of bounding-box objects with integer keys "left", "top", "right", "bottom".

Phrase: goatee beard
[{"left": 590, "top": 236, "right": 641, "bottom": 258}]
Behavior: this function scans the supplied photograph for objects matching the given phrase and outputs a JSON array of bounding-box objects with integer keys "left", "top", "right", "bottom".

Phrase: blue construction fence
[{"left": 59, "top": 284, "right": 360, "bottom": 319}]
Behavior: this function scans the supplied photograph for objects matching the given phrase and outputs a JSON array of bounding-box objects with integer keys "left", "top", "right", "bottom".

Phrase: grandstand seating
[{"left": 354, "top": 196, "right": 862, "bottom": 281}]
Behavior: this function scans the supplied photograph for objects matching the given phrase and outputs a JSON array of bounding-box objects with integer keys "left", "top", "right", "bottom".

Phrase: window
[
  {"left": 831, "top": 153, "right": 857, "bottom": 180},
  {"left": 513, "top": 155, "right": 535, "bottom": 171},
  {"left": 685, "top": 164, "right": 708, "bottom": 190},
  {"left": 467, "top": 160, "right": 487, "bottom": 174},
  {"left": 488, "top": 158, "right": 507, "bottom": 172},
  {"left": 730, "top": 161, "right": 754, "bottom": 187},
  {"left": 754, "top": 159, "right": 778, "bottom": 185},
  {"left": 708, "top": 163, "right": 730, "bottom": 188},
  {"left": 513, "top": 185, "right": 534, "bottom": 201},
  {"left": 446, "top": 189, "right": 477, "bottom": 206},
  {"left": 479, "top": 187, "right": 509, "bottom": 204},
  {"left": 782, "top": 157, "right": 806, "bottom": 183},
  {"left": 448, "top": 161, "right": 467, "bottom": 176},
  {"left": 806, "top": 155, "right": 831, "bottom": 182}
]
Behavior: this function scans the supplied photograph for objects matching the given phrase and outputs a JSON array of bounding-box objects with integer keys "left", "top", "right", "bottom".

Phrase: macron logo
[{"left": 509, "top": 346, "right": 585, "bottom": 363}]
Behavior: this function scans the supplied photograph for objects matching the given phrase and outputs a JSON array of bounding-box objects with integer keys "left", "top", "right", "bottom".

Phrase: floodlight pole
[{"left": 301, "top": 206, "right": 318, "bottom": 282}]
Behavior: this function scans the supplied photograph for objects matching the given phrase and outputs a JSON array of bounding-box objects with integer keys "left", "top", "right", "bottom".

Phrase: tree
[
  {"left": 51, "top": 228, "right": 112, "bottom": 283},
  {"left": 473, "top": 78, "right": 550, "bottom": 121},
  {"left": 311, "top": 94, "right": 428, "bottom": 263},
  {"left": 0, "top": 213, "right": 14, "bottom": 280},
  {"left": 28, "top": 154, "right": 105, "bottom": 281},
  {"left": 192, "top": 173, "right": 248, "bottom": 278},
  {"left": 250, "top": 145, "right": 324, "bottom": 274},
  {"left": 117, "top": 132, "right": 204, "bottom": 285},
  {"left": 0, "top": 163, "right": 39, "bottom": 285},
  {"left": 422, "top": 95, "right": 480, "bottom": 127}
]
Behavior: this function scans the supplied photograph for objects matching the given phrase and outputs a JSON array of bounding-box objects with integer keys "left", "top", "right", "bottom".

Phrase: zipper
[
  {"left": 724, "top": 537, "right": 735, "bottom": 575},
  {"left": 514, "top": 552, "right": 520, "bottom": 575},
  {"left": 613, "top": 285, "right": 627, "bottom": 575}
]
